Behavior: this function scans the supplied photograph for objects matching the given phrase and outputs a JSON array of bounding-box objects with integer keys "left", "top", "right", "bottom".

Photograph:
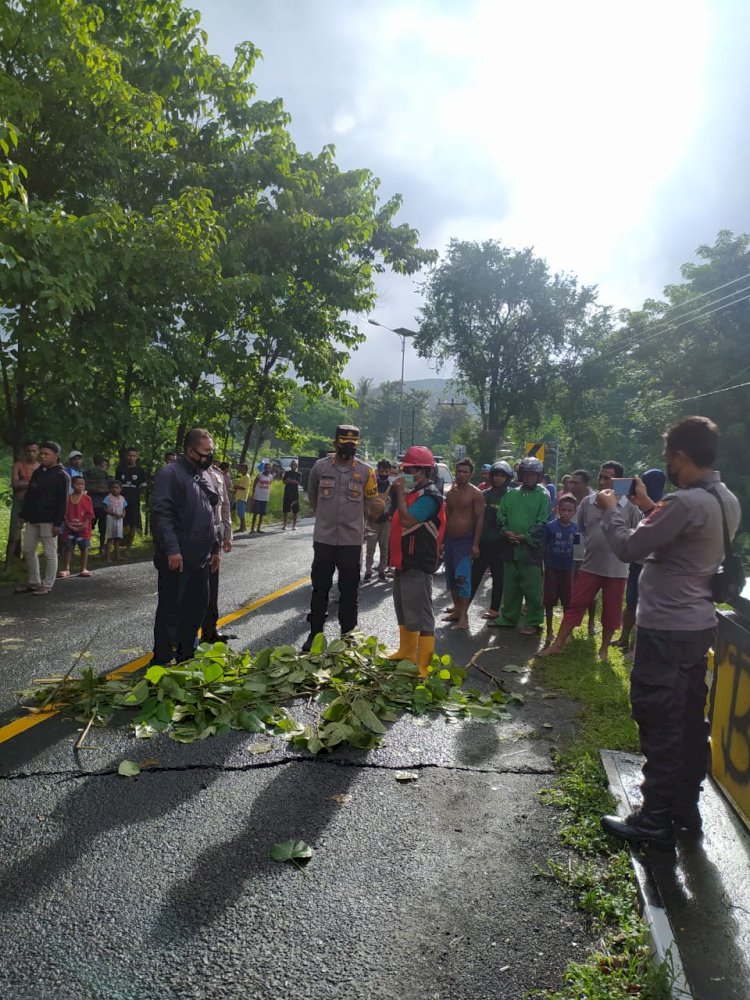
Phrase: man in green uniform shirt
[{"left": 492, "top": 456, "right": 549, "bottom": 634}]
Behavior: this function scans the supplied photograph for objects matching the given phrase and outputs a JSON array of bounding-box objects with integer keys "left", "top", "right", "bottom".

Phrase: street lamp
[{"left": 367, "top": 319, "right": 417, "bottom": 454}]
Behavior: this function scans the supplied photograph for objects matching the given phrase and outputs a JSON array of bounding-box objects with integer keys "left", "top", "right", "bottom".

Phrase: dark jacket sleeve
[
  {"left": 150, "top": 467, "right": 181, "bottom": 556},
  {"left": 53, "top": 470, "right": 69, "bottom": 526}
]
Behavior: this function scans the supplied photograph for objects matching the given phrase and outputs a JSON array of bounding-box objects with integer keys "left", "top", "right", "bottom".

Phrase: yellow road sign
[{"left": 525, "top": 441, "right": 545, "bottom": 463}]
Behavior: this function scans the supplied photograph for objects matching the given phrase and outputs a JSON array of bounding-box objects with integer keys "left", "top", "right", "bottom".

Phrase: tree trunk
[
  {"left": 478, "top": 425, "right": 505, "bottom": 468},
  {"left": 239, "top": 416, "right": 257, "bottom": 465},
  {"left": 249, "top": 426, "right": 266, "bottom": 477}
]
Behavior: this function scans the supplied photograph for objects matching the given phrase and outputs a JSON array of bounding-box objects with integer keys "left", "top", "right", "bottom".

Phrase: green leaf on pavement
[
  {"left": 270, "top": 839, "right": 313, "bottom": 864},
  {"left": 118, "top": 759, "right": 141, "bottom": 777},
  {"left": 247, "top": 741, "right": 274, "bottom": 755},
  {"left": 394, "top": 771, "right": 419, "bottom": 782}
]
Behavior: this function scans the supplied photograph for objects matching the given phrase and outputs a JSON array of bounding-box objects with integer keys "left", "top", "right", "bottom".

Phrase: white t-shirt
[{"left": 254, "top": 473, "right": 273, "bottom": 502}]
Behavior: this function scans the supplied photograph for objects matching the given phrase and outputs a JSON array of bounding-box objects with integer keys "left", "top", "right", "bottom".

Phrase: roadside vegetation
[{"left": 529, "top": 619, "right": 674, "bottom": 1000}]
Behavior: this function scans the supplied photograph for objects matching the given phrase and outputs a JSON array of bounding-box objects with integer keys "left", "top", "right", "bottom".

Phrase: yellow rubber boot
[
  {"left": 388, "top": 626, "right": 418, "bottom": 662},
  {"left": 416, "top": 634, "right": 436, "bottom": 678}
]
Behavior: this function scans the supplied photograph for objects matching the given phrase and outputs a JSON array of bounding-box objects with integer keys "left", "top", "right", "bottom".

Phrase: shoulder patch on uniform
[{"left": 643, "top": 499, "right": 669, "bottom": 522}]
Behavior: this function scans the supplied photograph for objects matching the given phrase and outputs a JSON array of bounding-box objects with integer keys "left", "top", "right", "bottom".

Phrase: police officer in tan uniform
[
  {"left": 597, "top": 416, "right": 741, "bottom": 850},
  {"left": 302, "top": 425, "right": 382, "bottom": 651}
]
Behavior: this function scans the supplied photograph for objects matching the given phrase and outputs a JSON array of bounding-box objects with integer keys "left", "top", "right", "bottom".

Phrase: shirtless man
[
  {"left": 6, "top": 442, "right": 40, "bottom": 563},
  {"left": 442, "top": 458, "right": 484, "bottom": 629}
]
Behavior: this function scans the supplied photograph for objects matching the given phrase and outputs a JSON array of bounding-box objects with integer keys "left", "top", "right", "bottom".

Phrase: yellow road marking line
[{"left": 0, "top": 574, "right": 311, "bottom": 745}]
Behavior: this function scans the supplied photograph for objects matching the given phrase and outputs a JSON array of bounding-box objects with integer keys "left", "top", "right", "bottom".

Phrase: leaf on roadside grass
[
  {"left": 247, "top": 741, "right": 274, "bottom": 755},
  {"left": 541, "top": 692, "right": 558, "bottom": 699},
  {"left": 117, "top": 759, "right": 141, "bottom": 777},
  {"left": 145, "top": 665, "right": 166, "bottom": 684},
  {"left": 502, "top": 665, "right": 526, "bottom": 673},
  {"left": 543, "top": 723, "right": 554, "bottom": 729},
  {"left": 270, "top": 839, "right": 313, "bottom": 864},
  {"left": 395, "top": 771, "right": 419, "bottom": 782}
]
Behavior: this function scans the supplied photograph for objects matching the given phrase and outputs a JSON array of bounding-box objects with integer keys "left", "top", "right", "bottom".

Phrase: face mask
[
  {"left": 336, "top": 442, "right": 357, "bottom": 459},
  {"left": 193, "top": 449, "right": 213, "bottom": 470},
  {"left": 402, "top": 473, "right": 416, "bottom": 489}
]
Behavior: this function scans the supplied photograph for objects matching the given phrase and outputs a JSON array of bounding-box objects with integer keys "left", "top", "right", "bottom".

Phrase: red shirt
[{"left": 64, "top": 494, "right": 94, "bottom": 539}]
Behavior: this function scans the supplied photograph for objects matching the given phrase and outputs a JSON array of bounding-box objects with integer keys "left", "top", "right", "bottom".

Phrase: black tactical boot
[
  {"left": 301, "top": 632, "right": 321, "bottom": 653},
  {"left": 601, "top": 809, "right": 676, "bottom": 851},
  {"left": 672, "top": 803, "right": 703, "bottom": 836}
]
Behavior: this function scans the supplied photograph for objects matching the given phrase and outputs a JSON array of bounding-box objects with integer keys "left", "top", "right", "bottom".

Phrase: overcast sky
[{"left": 195, "top": 0, "right": 750, "bottom": 384}]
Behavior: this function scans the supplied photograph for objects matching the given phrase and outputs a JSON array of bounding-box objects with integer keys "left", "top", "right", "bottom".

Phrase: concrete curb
[{"left": 600, "top": 750, "right": 692, "bottom": 1000}]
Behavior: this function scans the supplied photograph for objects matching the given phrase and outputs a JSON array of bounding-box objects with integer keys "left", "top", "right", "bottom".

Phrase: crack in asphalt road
[{"left": 1, "top": 755, "right": 558, "bottom": 782}]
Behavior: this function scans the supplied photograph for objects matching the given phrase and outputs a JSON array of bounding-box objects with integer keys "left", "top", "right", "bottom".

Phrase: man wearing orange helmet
[{"left": 388, "top": 446, "right": 446, "bottom": 676}]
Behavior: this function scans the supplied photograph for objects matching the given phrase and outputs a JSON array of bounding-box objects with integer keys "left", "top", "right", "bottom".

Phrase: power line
[
  {"left": 590, "top": 270, "right": 750, "bottom": 363},
  {"left": 671, "top": 379, "right": 750, "bottom": 404},
  {"left": 604, "top": 290, "right": 750, "bottom": 362},
  {"left": 646, "top": 269, "right": 750, "bottom": 326},
  {"left": 641, "top": 281, "right": 750, "bottom": 338}
]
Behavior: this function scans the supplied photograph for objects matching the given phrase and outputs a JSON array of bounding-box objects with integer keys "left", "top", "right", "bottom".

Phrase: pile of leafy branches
[{"left": 22, "top": 632, "right": 510, "bottom": 753}]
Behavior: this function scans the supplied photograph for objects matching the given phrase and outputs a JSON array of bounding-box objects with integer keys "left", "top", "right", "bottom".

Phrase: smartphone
[{"left": 611, "top": 478, "right": 633, "bottom": 498}]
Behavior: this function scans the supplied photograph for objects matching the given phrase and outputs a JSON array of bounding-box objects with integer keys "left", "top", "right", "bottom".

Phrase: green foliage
[
  {"left": 415, "top": 239, "right": 603, "bottom": 464},
  {"left": 0, "top": 0, "right": 433, "bottom": 460},
  {"left": 21, "top": 632, "right": 509, "bottom": 752}
]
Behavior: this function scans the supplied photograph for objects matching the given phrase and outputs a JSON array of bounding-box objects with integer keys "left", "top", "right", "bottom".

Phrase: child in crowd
[
  {"left": 543, "top": 493, "right": 578, "bottom": 646},
  {"left": 58, "top": 475, "right": 95, "bottom": 578},
  {"left": 103, "top": 480, "right": 127, "bottom": 561},
  {"left": 250, "top": 461, "right": 274, "bottom": 534},
  {"left": 282, "top": 460, "right": 301, "bottom": 530},
  {"left": 233, "top": 463, "right": 250, "bottom": 532}
]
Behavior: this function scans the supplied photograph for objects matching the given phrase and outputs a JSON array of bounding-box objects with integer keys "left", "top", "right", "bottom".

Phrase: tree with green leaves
[
  {"left": 0, "top": 0, "right": 434, "bottom": 476},
  {"left": 415, "top": 239, "right": 602, "bottom": 464}
]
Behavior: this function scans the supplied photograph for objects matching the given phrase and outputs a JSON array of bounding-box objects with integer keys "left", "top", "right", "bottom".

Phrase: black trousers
[
  {"left": 153, "top": 554, "right": 210, "bottom": 664},
  {"left": 308, "top": 542, "right": 362, "bottom": 635},
  {"left": 470, "top": 538, "right": 506, "bottom": 610},
  {"left": 92, "top": 502, "right": 107, "bottom": 549},
  {"left": 631, "top": 625, "right": 715, "bottom": 814},
  {"left": 201, "top": 562, "right": 221, "bottom": 640}
]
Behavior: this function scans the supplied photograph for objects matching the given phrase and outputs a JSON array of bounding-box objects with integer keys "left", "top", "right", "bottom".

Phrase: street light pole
[{"left": 367, "top": 319, "right": 417, "bottom": 455}]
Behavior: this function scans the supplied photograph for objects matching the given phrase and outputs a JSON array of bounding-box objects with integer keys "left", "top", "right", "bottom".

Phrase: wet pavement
[
  {"left": 0, "top": 522, "right": 592, "bottom": 1000},
  {"left": 602, "top": 749, "right": 750, "bottom": 1000}
]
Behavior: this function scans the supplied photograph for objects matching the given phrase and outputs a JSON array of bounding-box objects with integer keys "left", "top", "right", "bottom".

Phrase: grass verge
[{"left": 528, "top": 625, "right": 675, "bottom": 1000}]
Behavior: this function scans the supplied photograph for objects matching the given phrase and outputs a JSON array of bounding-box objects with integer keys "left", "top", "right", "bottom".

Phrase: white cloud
[{"left": 196, "top": 0, "right": 735, "bottom": 381}]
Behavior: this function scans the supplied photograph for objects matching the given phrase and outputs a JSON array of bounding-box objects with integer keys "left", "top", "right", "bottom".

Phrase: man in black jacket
[
  {"left": 149, "top": 428, "right": 221, "bottom": 664},
  {"left": 15, "top": 441, "right": 69, "bottom": 595}
]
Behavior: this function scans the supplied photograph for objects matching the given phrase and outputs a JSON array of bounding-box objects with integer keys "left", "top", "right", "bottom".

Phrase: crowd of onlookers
[
  {"left": 353, "top": 453, "right": 666, "bottom": 660},
  {"left": 5, "top": 441, "right": 304, "bottom": 593}
]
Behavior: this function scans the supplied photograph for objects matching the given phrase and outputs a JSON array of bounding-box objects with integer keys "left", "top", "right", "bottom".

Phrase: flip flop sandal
[{"left": 14, "top": 585, "right": 38, "bottom": 593}]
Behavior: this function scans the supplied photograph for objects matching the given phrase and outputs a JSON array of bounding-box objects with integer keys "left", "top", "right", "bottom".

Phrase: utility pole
[{"left": 367, "top": 319, "right": 417, "bottom": 455}]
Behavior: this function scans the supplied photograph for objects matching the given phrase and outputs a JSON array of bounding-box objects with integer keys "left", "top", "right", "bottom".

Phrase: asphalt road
[{"left": 0, "top": 522, "right": 592, "bottom": 1000}]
